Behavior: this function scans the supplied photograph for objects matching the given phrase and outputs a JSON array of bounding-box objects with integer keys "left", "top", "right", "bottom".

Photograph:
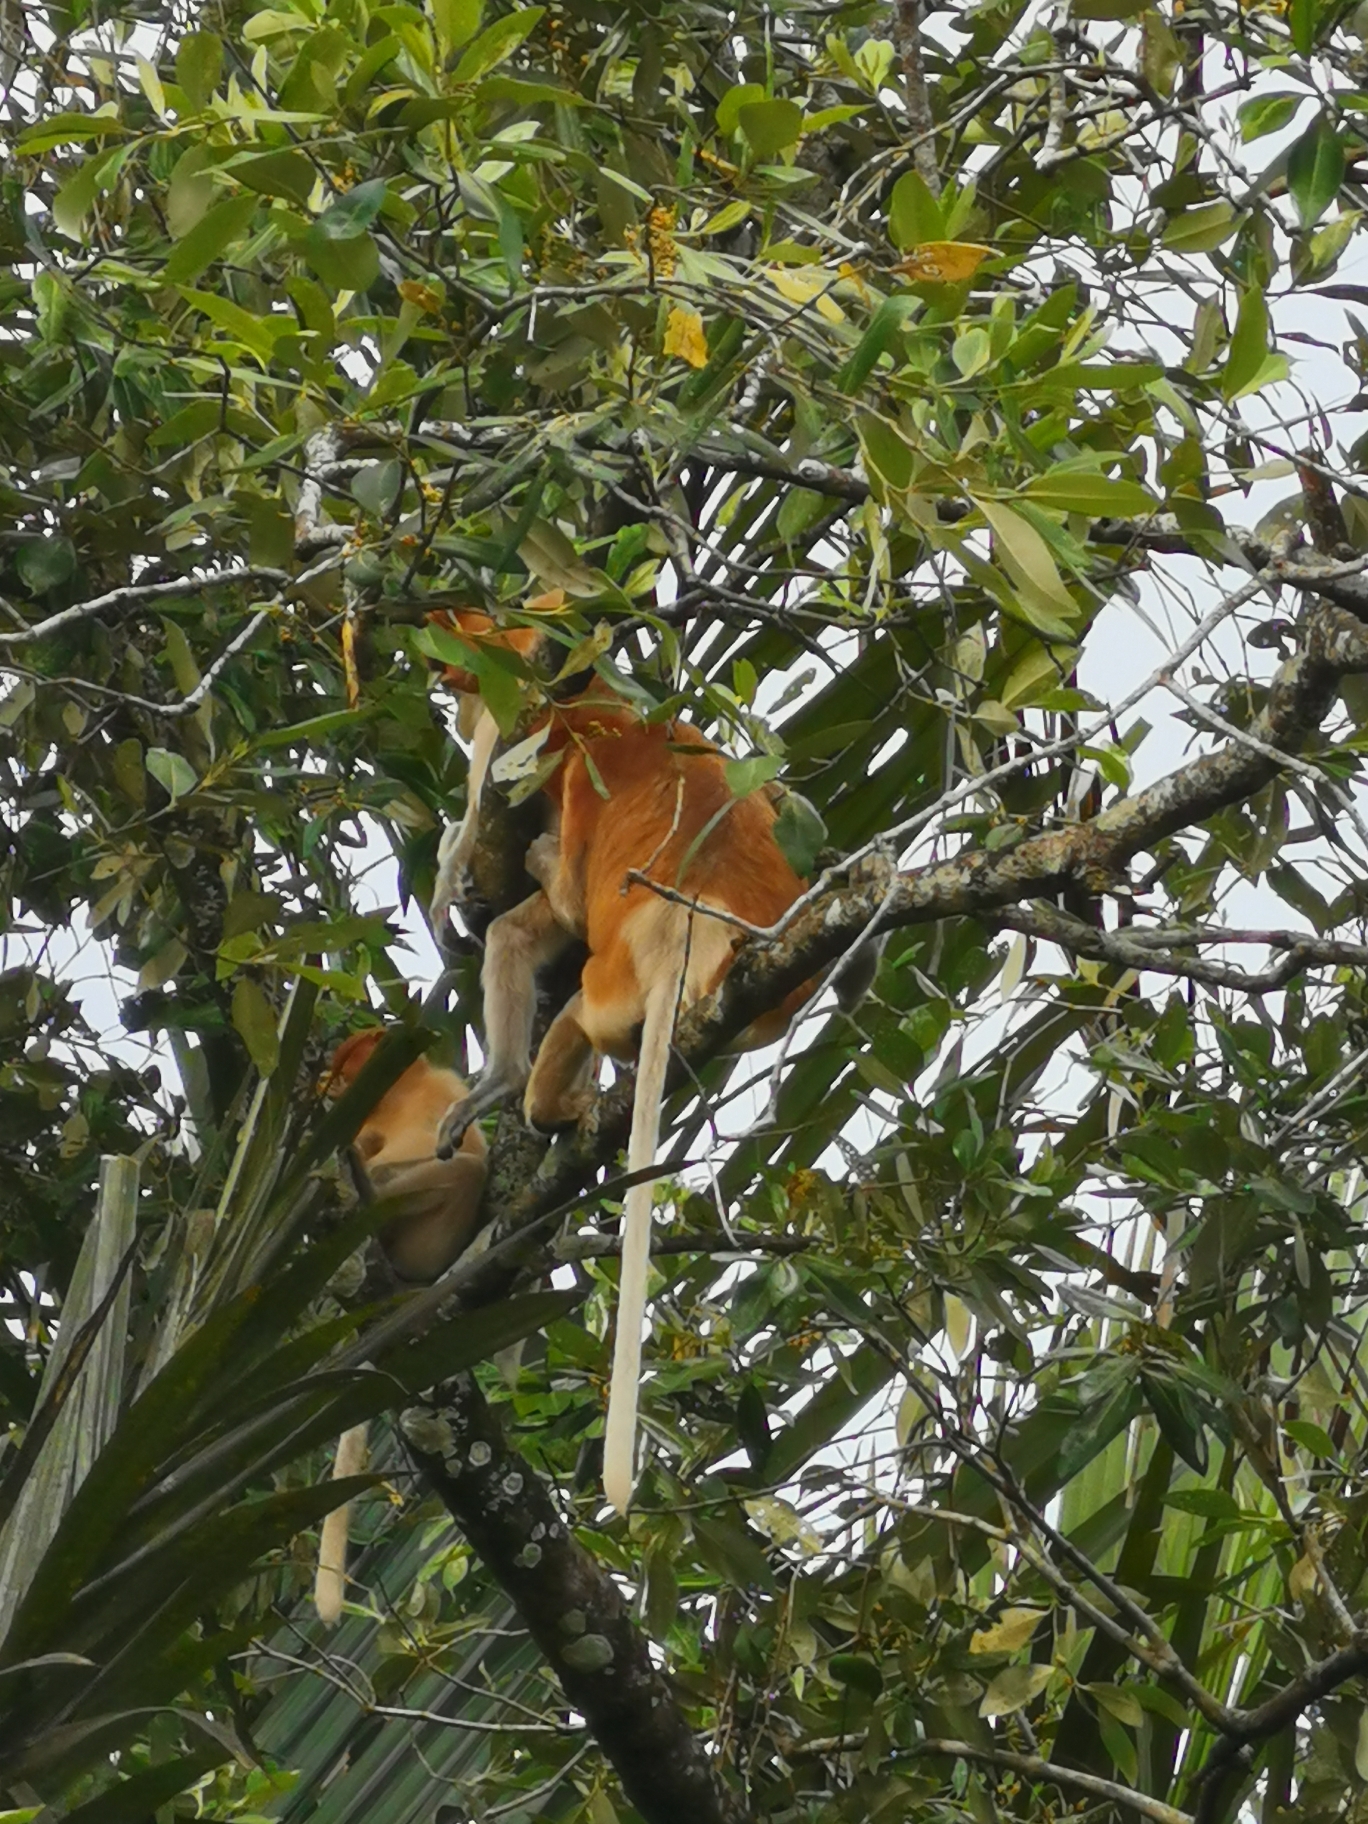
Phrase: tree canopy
[{"left": 6, "top": 0, "right": 1368, "bottom": 1820}]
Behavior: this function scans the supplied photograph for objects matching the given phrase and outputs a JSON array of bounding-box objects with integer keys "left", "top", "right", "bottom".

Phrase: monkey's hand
[
  {"left": 430, "top": 819, "right": 476, "bottom": 941},
  {"left": 435, "top": 1074, "right": 513, "bottom": 1158}
]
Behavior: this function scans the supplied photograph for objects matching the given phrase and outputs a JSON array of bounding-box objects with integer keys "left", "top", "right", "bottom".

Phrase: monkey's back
[{"left": 543, "top": 697, "right": 806, "bottom": 949}]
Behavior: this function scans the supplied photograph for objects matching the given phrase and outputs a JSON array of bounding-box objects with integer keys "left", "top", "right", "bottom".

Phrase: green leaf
[
  {"left": 693, "top": 1515, "right": 775, "bottom": 1591},
  {"left": 1057, "top": 1373, "right": 1141, "bottom": 1481},
  {"left": 980, "top": 1663, "right": 1052, "bottom": 1717},
  {"left": 1161, "top": 200, "right": 1239, "bottom": 253},
  {"left": 176, "top": 32, "right": 223, "bottom": 109},
  {"left": 433, "top": 0, "right": 483, "bottom": 57},
  {"left": 1238, "top": 93, "right": 1301, "bottom": 142},
  {"left": 231, "top": 979, "right": 279, "bottom": 1077},
  {"left": 765, "top": 1347, "right": 897, "bottom": 1484},
  {"left": 302, "top": 231, "right": 380, "bottom": 292},
  {"left": 716, "top": 83, "right": 766, "bottom": 136},
  {"left": 888, "top": 170, "right": 945, "bottom": 249},
  {"left": 724, "top": 755, "right": 784, "bottom": 799},
  {"left": 835, "top": 294, "right": 917, "bottom": 394},
  {"left": 1221, "top": 288, "right": 1271, "bottom": 400},
  {"left": 15, "top": 109, "right": 127, "bottom": 154},
  {"left": 144, "top": 748, "right": 198, "bottom": 803},
  {"left": 16, "top": 538, "right": 76, "bottom": 594},
  {"left": 773, "top": 792, "right": 827, "bottom": 877},
  {"left": 164, "top": 193, "right": 259, "bottom": 286},
  {"left": 453, "top": 6, "right": 545, "bottom": 81},
  {"left": 313, "top": 178, "right": 389, "bottom": 240},
  {"left": 351, "top": 460, "right": 404, "bottom": 517},
  {"left": 52, "top": 147, "right": 127, "bottom": 237},
  {"left": 1289, "top": 0, "right": 1317, "bottom": 55},
  {"left": 858, "top": 427, "right": 914, "bottom": 506},
  {"left": 1141, "top": 1372, "right": 1207, "bottom": 1474},
  {"left": 177, "top": 288, "right": 284, "bottom": 361},
  {"left": 737, "top": 98, "right": 803, "bottom": 158},
  {"left": 1284, "top": 1417, "right": 1338, "bottom": 1458},
  {"left": 976, "top": 497, "right": 1079, "bottom": 625},
  {"left": 1164, "top": 1486, "right": 1240, "bottom": 1518},
  {"left": 830, "top": 1653, "right": 883, "bottom": 1696},
  {"left": 952, "top": 325, "right": 992, "bottom": 378},
  {"left": 228, "top": 149, "right": 316, "bottom": 206},
  {"left": 1020, "top": 471, "right": 1156, "bottom": 516},
  {"left": 1288, "top": 114, "right": 1344, "bottom": 227}
]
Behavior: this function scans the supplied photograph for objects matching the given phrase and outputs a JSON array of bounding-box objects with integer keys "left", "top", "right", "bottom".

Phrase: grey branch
[
  {"left": 0, "top": 566, "right": 289, "bottom": 647},
  {"left": 918, "top": 1740, "right": 1194, "bottom": 1824},
  {"left": 891, "top": 0, "right": 941, "bottom": 195},
  {"left": 993, "top": 904, "right": 1368, "bottom": 993}
]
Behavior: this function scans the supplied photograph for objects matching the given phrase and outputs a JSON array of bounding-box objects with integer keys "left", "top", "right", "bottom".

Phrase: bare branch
[
  {"left": 917, "top": 1740, "right": 1195, "bottom": 1824},
  {"left": 992, "top": 903, "right": 1368, "bottom": 994},
  {"left": 890, "top": 0, "right": 941, "bottom": 195},
  {"left": 0, "top": 566, "right": 289, "bottom": 647}
]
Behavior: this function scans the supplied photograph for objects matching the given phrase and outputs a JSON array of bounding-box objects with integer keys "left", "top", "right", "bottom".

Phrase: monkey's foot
[
  {"left": 524, "top": 830, "right": 559, "bottom": 891},
  {"left": 435, "top": 1077, "right": 511, "bottom": 1158}
]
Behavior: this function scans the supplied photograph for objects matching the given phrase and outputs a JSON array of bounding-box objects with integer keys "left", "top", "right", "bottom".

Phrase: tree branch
[
  {"left": 918, "top": 1740, "right": 1194, "bottom": 1824},
  {"left": 1190, "top": 1634, "right": 1368, "bottom": 1823},
  {"left": 992, "top": 903, "right": 1368, "bottom": 994},
  {"left": 400, "top": 1376, "right": 745, "bottom": 1824},
  {"left": 0, "top": 566, "right": 289, "bottom": 647},
  {"left": 463, "top": 596, "right": 1368, "bottom": 1261},
  {"left": 890, "top": 0, "right": 941, "bottom": 195}
]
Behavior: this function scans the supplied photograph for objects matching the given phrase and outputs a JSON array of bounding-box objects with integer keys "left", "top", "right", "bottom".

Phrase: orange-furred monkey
[
  {"left": 313, "top": 1029, "right": 488, "bottom": 1624},
  {"left": 426, "top": 618, "right": 877, "bottom": 1515}
]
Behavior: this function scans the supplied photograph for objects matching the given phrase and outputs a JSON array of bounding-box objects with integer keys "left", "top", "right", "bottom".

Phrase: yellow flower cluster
[{"left": 647, "top": 202, "right": 678, "bottom": 277}]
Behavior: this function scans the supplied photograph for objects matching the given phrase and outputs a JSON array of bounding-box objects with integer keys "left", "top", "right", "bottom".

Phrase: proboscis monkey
[
  {"left": 313, "top": 1028, "right": 488, "bottom": 1625},
  {"left": 425, "top": 620, "right": 881, "bottom": 1514}
]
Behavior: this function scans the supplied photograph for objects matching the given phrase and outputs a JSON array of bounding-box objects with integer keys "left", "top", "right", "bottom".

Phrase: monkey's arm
[
  {"left": 437, "top": 890, "right": 577, "bottom": 1156},
  {"left": 371, "top": 1151, "right": 490, "bottom": 1281}
]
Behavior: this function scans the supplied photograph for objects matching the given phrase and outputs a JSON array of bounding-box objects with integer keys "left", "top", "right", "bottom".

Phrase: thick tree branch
[
  {"left": 460, "top": 597, "right": 1368, "bottom": 1254},
  {"left": 400, "top": 1376, "right": 745, "bottom": 1824},
  {"left": 1190, "top": 1634, "right": 1368, "bottom": 1823}
]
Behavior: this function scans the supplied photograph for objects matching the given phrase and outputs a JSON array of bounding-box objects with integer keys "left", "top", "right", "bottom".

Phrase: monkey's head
[
  {"left": 424, "top": 590, "right": 565, "bottom": 695},
  {"left": 323, "top": 1027, "right": 386, "bottom": 1098}
]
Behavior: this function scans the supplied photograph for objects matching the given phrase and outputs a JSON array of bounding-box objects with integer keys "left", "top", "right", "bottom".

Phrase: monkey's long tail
[
  {"left": 314, "top": 1423, "right": 369, "bottom": 1625},
  {"left": 602, "top": 926, "right": 688, "bottom": 1516}
]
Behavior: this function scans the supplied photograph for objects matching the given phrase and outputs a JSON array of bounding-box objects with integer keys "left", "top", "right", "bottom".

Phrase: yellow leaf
[
  {"left": 944, "top": 1292, "right": 971, "bottom": 1359},
  {"left": 663, "top": 305, "right": 709, "bottom": 368},
  {"left": 1289, "top": 1551, "right": 1318, "bottom": 1603},
  {"left": 970, "top": 1608, "right": 1044, "bottom": 1655},
  {"left": 894, "top": 240, "right": 992, "bottom": 283},
  {"left": 397, "top": 279, "right": 444, "bottom": 314},
  {"left": 341, "top": 613, "right": 360, "bottom": 710},
  {"left": 979, "top": 1662, "right": 1052, "bottom": 1718},
  {"left": 1000, "top": 932, "right": 1028, "bottom": 1003},
  {"left": 766, "top": 266, "right": 846, "bottom": 323}
]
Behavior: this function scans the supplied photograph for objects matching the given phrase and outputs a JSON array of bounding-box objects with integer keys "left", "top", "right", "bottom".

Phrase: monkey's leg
[
  {"left": 524, "top": 991, "right": 599, "bottom": 1131},
  {"left": 437, "top": 892, "right": 574, "bottom": 1156}
]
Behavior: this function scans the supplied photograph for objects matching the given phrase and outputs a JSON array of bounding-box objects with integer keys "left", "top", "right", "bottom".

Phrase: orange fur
[
  {"left": 428, "top": 624, "right": 828, "bottom": 1512},
  {"left": 314, "top": 1028, "right": 488, "bottom": 1622}
]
